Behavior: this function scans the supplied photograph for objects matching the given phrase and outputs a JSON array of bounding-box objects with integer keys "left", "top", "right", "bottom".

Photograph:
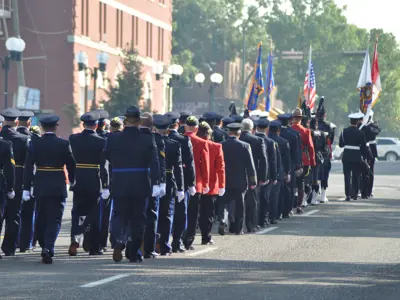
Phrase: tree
[{"left": 103, "top": 47, "right": 144, "bottom": 116}]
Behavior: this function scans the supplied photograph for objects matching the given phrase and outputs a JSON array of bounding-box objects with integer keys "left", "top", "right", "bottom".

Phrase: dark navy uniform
[
  {"left": 220, "top": 123, "right": 257, "bottom": 235},
  {"left": 155, "top": 116, "right": 184, "bottom": 255},
  {"left": 103, "top": 106, "right": 160, "bottom": 262},
  {"left": 240, "top": 129, "right": 268, "bottom": 232},
  {"left": 255, "top": 119, "right": 277, "bottom": 227},
  {"left": 140, "top": 124, "right": 165, "bottom": 258},
  {"left": 23, "top": 115, "right": 76, "bottom": 263},
  {"left": 0, "top": 108, "right": 30, "bottom": 256},
  {"left": 177, "top": 111, "right": 191, "bottom": 135},
  {"left": 166, "top": 112, "right": 195, "bottom": 252},
  {"left": 0, "top": 115, "right": 16, "bottom": 259},
  {"left": 360, "top": 119, "right": 381, "bottom": 198},
  {"left": 68, "top": 112, "right": 108, "bottom": 256},
  {"left": 268, "top": 121, "right": 291, "bottom": 222},
  {"left": 93, "top": 109, "right": 112, "bottom": 249},
  {"left": 339, "top": 113, "right": 370, "bottom": 200}
]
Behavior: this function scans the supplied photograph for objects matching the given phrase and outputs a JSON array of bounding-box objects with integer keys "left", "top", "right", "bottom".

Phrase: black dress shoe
[
  {"left": 172, "top": 246, "right": 186, "bottom": 253},
  {"left": 89, "top": 250, "right": 103, "bottom": 256},
  {"left": 41, "top": 255, "right": 52, "bottom": 264},
  {"left": 129, "top": 255, "right": 144, "bottom": 263},
  {"left": 270, "top": 219, "right": 278, "bottom": 225},
  {"left": 3, "top": 252, "right": 15, "bottom": 257},
  {"left": 282, "top": 214, "right": 290, "bottom": 219},
  {"left": 68, "top": 242, "right": 79, "bottom": 256},
  {"left": 160, "top": 251, "right": 172, "bottom": 256},
  {"left": 144, "top": 252, "right": 159, "bottom": 259},
  {"left": 185, "top": 245, "right": 195, "bottom": 251},
  {"left": 296, "top": 207, "right": 303, "bottom": 214},
  {"left": 113, "top": 248, "right": 123, "bottom": 262},
  {"left": 201, "top": 239, "right": 215, "bottom": 245},
  {"left": 345, "top": 196, "right": 351, "bottom": 201},
  {"left": 218, "top": 222, "right": 226, "bottom": 236}
]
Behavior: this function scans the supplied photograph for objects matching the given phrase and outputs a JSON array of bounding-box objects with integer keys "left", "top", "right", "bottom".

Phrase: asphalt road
[{"left": 1, "top": 164, "right": 400, "bottom": 300}]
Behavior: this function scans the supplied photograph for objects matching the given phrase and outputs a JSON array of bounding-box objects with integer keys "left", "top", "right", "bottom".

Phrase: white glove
[
  {"left": 176, "top": 190, "right": 185, "bottom": 202},
  {"left": 203, "top": 187, "right": 210, "bottom": 194},
  {"left": 22, "top": 190, "right": 31, "bottom": 201},
  {"left": 7, "top": 190, "right": 15, "bottom": 200},
  {"left": 188, "top": 186, "right": 196, "bottom": 196},
  {"left": 152, "top": 185, "right": 160, "bottom": 197},
  {"left": 286, "top": 174, "right": 291, "bottom": 184},
  {"left": 101, "top": 188, "right": 110, "bottom": 199},
  {"left": 159, "top": 183, "right": 166, "bottom": 197},
  {"left": 218, "top": 188, "right": 225, "bottom": 197}
]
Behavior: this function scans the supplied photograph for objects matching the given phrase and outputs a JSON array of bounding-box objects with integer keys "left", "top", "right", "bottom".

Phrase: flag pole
[{"left": 307, "top": 44, "right": 312, "bottom": 108}]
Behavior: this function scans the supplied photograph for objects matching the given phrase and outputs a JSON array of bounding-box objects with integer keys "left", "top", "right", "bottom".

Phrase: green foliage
[
  {"left": 62, "top": 103, "right": 80, "bottom": 128},
  {"left": 103, "top": 47, "right": 144, "bottom": 117}
]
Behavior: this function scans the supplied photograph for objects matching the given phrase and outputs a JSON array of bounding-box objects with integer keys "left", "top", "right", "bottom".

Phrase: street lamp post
[
  {"left": 1, "top": 37, "right": 25, "bottom": 108},
  {"left": 76, "top": 51, "right": 109, "bottom": 112},
  {"left": 209, "top": 73, "right": 223, "bottom": 111}
]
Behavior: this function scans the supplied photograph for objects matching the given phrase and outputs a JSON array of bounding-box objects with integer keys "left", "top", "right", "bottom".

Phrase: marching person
[
  {"left": 109, "top": 117, "right": 124, "bottom": 133},
  {"left": 166, "top": 112, "right": 196, "bottom": 253},
  {"left": 68, "top": 111, "right": 109, "bottom": 256},
  {"left": 140, "top": 113, "right": 165, "bottom": 259},
  {"left": 239, "top": 118, "right": 268, "bottom": 232},
  {"left": 16, "top": 111, "right": 38, "bottom": 252},
  {"left": 153, "top": 115, "right": 184, "bottom": 256},
  {"left": 339, "top": 112, "right": 370, "bottom": 201},
  {"left": 182, "top": 116, "right": 210, "bottom": 250},
  {"left": 178, "top": 112, "right": 191, "bottom": 135},
  {"left": 214, "top": 113, "right": 228, "bottom": 143},
  {"left": 23, "top": 115, "right": 76, "bottom": 264},
  {"left": 360, "top": 111, "right": 381, "bottom": 199},
  {"left": 103, "top": 106, "right": 160, "bottom": 263},
  {"left": 316, "top": 97, "right": 336, "bottom": 203},
  {"left": 0, "top": 108, "right": 29, "bottom": 256},
  {"left": 197, "top": 121, "right": 225, "bottom": 245},
  {"left": 255, "top": 118, "right": 278, "bottom": 227},
  {"left": 0, "top": 115, "right": 16, "bottom": 260},
  {"left": 278, "top": 113, "right": 301, "bottom": 217},
  {"left": 268, "top": 120, "right": 290, "bottom": 223},
  {"left": 291, "top": 108, "right": 316, "bottom": 213},
  {"left": 219, "top": 123, "right": 257, "bottom": 235}
]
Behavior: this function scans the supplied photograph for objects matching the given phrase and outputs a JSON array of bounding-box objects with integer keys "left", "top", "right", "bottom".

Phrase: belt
[
  {"left": 344, "top": 145, "right": 360, "bottom": 150},
  {"left": 112, "top": 168, "right": 150, "bottom": 173},
  {"left": 15, "top": 165, "right": 24, "bottom": 168},
  {"left": 367, "top": 141, "right": 376, "bottom": 146},
  {"left": 37, "top": 166, "right": 64, "bottom": 172},
  {"left": 166, "top": 169, "right": 173, "bottom": 174},
  {"left": 76, "top": 163, "right": 100, "bottom": 169}
]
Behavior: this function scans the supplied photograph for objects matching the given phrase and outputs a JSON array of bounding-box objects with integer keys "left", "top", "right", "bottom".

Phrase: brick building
[{"left": 0, "top": 0, "right": 173, "bottom": 137}]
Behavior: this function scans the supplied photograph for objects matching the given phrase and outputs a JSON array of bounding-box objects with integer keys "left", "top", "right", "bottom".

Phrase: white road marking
[
  {"left": 80, "top": 274, "right": 130, "bottom": 288},
  {"left": 255, "top": 226, "right": 279, "bottom": 235},
  {"left": 302, "top": 210, "right": 319, "bottom": 216},
  {"left": 337, "top": 197, "right": 346, "bottom": 201},
  {"left": 62, "top": 220, "right": 71, "bottom": 225},
  {"left": 187, "top": 247, "right": 218, "bottom": 257}
]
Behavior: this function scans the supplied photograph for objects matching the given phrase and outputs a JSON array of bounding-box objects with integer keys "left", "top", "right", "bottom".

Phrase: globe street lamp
[
  {"left": 76, "top": 51, "right": 109, "bottom": 111},
  {"left": 194, "top": 73, "right": 205, "bottom": 88},
  {"left": 1, "top": 37, "right": 26, "bottom": 108},
  {"left": 209, "top": 73, "right": 223, "bottom": 111}
]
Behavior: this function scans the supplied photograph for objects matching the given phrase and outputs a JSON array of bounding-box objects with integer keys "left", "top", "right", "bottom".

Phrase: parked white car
[{"left": 332, "top": 137, "right": 400, "bottom": 161}]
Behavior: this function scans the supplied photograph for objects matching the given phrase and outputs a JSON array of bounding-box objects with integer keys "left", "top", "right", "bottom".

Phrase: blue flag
[
  {"left": 246, "top": 43, "right": 264, "bottom": 110},
  {"left": 265, "top": 53, "right": 275, "bottom": 112}
]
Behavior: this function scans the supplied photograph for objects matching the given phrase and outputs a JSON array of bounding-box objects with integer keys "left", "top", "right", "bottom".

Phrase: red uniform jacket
[
  {"left": 205, "top": 140, "right": 225, "bottom": 195},
  {"left": 184, "top": 132, "right": 210, "bottom": 193},
  {"left": 291, "top": 123, "right": 316, "bottom": 167}
]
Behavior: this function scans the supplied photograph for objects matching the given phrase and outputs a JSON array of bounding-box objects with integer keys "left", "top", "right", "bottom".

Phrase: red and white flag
[
  {"left": 303, "top": 45, "right": 317, "bottom": 110},
  {"left": 371, "top": 39, "right": 382, "bottom": 107}
]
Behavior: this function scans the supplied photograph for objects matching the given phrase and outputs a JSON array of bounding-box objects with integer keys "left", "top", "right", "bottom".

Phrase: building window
[
  {"left": 81, "top": 0, "right": 89, "bottom": 36},
  {"left": 116, "top": 9, "right": 123, "bottom": 48},
  {"left": 157, "top": 27, "right": 164, "bottom": 61},
  {"left": 131, "top": 16, "right": 139, "bottom": 47},
  {"left": 99, "top": 3, "right": 107, "bottom": 42},
  {"left": 159, "top": 0, "right": 165, "bottom": 5},
  {"left": 146, "top": 22, "right": 153, "bottom": 58}
]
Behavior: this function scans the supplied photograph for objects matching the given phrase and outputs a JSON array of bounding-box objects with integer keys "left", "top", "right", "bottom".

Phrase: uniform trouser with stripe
[
  {"left": 36, "top": 196, "right": 65, "bottom": 256},
  {"left": 368, "top": 158, "right": 375, "bottom": 196},
  {"left": 218, "top": 189, "right": 245, "bottom": 234},
  {"left": 144, "top": 196, "right": 159, "bottom": 255},
  {"left": 158, "top": 190, "right": 175, "bottom": 254},
  {"left": 269, "top": 181, "right": 282, "bottom": 221},
  {"left": 319, "top": 159, "right": 332, "bottom": 189},
  {"left": 112, "top": 196, "right": 148, "bottom": 257},
  {"left": 245, "top": 189, "right": 257, "bottom": 232},
  {"left": 343, "top": 162, "right": 362, "bottom": 198},
  {"left": 258, "top": 184, "right": 271, "bottom": 226},
  {"left": 19, "top": 197, "right": 36, "bottom": 251},
  {"left": 199, "top": 194, "right": 216, "bottom": 243},
  {"left": 172, "top": 191, "right": 187, "bottom": 250},
  {"left": 70, "top": 192, "right": 101, "bottom": 252},
  {"left": 183, "top": 193, "right": 201, "bottom": 248},
  {"left": 1, "top": 191, "right": 22, "bottom": 255},
  {"left": 99, "top": 197, "right": 112, "bottom": 248},
  {"left": 0, "top": 190, "right": 6, "bottom": 249}
]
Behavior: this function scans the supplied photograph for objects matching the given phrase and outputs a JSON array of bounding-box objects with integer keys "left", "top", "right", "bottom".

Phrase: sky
[{"left": 245, "top": 0, "right": 399, "bottom": 40}]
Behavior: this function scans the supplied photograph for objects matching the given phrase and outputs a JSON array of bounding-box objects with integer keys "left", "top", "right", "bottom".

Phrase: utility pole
[{"left": 12, "top": 0, "right": 25, "bottom": 87}]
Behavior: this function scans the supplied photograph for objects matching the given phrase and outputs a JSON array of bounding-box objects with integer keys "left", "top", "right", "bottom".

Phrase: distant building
[{"left": 0, "top": 0, "right": 172, "bottom": 137}]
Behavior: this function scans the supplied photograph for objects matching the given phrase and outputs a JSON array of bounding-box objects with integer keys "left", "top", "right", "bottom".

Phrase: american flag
[{"left": 304, "top": 62, "right": 316, "bottom": 110}]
